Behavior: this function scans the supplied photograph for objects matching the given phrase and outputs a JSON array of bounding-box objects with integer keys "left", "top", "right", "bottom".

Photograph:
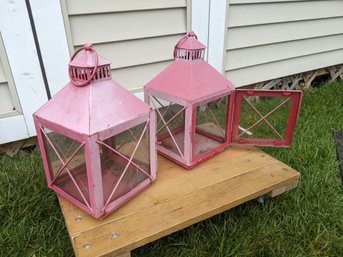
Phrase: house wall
[
  {"left": 59, "top": 0, "right": 190, "bottom": 92},
  {"left": 1, "top": 0, "right": 343, "bottom": 144},
  {"left": 0, "top": 0, "right": 48, "bottom": 144},
  {"left": 0, "top": 35, "right": 21, "bottom": 119},
  {"left": 223, "top": 0, "right": 343, "bottom": 86}
]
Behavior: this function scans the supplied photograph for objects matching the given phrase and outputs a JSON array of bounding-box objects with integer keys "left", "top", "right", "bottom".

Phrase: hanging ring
[
  {"left": 173, "top": 31, "right": 198, "bottom": 58},
  {"left": 69, "top": 43, "right": 99, "bottom": 87}
]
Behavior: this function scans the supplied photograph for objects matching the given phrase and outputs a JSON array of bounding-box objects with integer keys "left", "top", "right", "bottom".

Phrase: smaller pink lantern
[
  {"left": 144, "top": 32, "right": 302, "bottom": 169},
  {"left": 33, "top": 44, "right": 156, "bottom": 219}
]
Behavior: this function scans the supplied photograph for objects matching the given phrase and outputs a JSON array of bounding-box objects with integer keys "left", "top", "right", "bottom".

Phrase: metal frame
[
  {"left": 40, "top": 125, "right": 91, "bottom": 211},
  {"left": 149, "top": 95, "right": 187, "bottom": 164},
  {"left": 232, "top": 89, "right": 303, "bottom": 147},
  {"left": 97, "top": 120, "right": 152, "bottom": 211},
  {"left": 191, "top": 93, "right": 233, "bottom": 165}
]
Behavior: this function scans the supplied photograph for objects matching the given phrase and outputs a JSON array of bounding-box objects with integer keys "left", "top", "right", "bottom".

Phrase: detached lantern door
[{"left": 231, "top": 89, "right": 302, "bottom": 147}]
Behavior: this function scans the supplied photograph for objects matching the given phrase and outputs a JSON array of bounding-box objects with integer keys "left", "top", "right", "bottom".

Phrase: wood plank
[
  {"left": 228, "top": 1, "right": 343, "bottom": 27},
  {"left": 226, "top": 48, "right": 343, "bottom": 87},
  {"left": 89, "top": 34, "right": 181, "bottom": 70},
  {"left": 67, "top": 0, "right": 187, "bottom": 15},
  {"left": 226, "top": 34, "right": 343, "bottom": 70},
  {"left": 69, "top": 9, "right": 187, "bottom": 45},
  {"left": 58, "top": 146, "right": 299, "bottom": 257},
  {"left": 73, "top": 162, "right": 298, "bottom": 257},
  {"left": 111, "top": 60, "right": 172, "bottom": 91},
  {"left": 59, "top": 146, "right": 273, "bottom": 232},
  {"left": 101, "top": 250, "right": 131, "bottom": 257},
  {"left": 227, "top": 17, "right": 343, "bottom": 50}
]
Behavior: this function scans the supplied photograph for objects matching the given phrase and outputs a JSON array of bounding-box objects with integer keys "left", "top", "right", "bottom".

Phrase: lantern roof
[
  {"left": 35, "top": 45, "right": 150, "bottom": 136},
  {"left": 175, "top": 31, "right": 205, "bottom": 50},
  {"left": 145, "top": 32, "right": 235, "bottom": 103}
]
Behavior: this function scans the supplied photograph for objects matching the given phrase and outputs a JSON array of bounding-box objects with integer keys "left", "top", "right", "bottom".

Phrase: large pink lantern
[
  {"left": 33, "top": 44, "right": 156, "bottom": 219},
  {"left": 144, "top": 32, "right": 302, "bottom": 169}
]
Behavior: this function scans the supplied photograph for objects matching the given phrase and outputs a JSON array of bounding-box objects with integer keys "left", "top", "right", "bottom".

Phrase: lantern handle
[
  {"left": 173, "top": 31, "right": 198, "bottom": 58},
  {"left": 69, "top": 43, "right": 99, "bottom": 87}
]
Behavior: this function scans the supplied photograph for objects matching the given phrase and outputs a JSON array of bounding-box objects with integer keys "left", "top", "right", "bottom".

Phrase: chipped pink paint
[
  {"left": 144, "top": 31, "right": 302, "bottom": 169},
  {"left": 33, "top": 44, "right": 157, "bottom": 219}
]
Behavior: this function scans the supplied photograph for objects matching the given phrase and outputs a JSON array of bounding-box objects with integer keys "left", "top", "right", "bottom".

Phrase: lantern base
[{"left": 49, "top": 158, "right": 152, "bottom": 219}]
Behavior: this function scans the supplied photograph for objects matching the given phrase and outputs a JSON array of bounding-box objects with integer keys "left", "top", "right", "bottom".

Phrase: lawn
[{"left": 1, "top": 81, "right": 343, "bottom": 257}]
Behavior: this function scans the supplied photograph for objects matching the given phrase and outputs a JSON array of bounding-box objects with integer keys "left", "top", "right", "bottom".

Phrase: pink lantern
[
  {"left": 33, "top": 44, "right": 156, "bottom": 219},
  {"left": 144, "top": 32, "right": 302, "bottom": 169}
]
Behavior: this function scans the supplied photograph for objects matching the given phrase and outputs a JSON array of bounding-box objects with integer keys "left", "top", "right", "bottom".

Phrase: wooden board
[{"left": 58, "top": 145, "right": 300, "bottom": 257}]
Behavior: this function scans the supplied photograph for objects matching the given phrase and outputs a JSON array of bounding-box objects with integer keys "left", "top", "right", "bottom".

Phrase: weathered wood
[
  {"left": 289, "top": 76, "right": 302, "bottom": 90},
  {"left": 330, "top": 66, "right": 343, "bottom": 82},
  {"left": 253, "top": 64, "right": 343, "bottom": 91},
  {"left": 0, "top": 137, "right": 37, "bottom": 157},
  {"left": 58, "top": 145, "right": 299, "bottom": 257},
  {"left": 103, "top": 252, "right": 131, "bottom": 257},
  {"left": 262, "top": 78, "right": 281, "bottom": 90},
  {"left": 0, "top": 140, "right": 24, "bottom": 157},
  {"left": 304, "top": 70, "right": 319, "bottom": 89},
  {"left": 269, "top": 179, "right": 298, "bottom": 197}
]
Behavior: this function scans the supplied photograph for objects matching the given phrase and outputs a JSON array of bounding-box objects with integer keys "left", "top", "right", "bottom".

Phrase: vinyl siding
[
  {"left": 0, "top": 35, "right": 20, "bottom": 117},
  {"left": 225, "top": 0, "right": 343, "bottom": 86},
  {"left": 60, "top": 0, "right": 189, "bottom": 91}
]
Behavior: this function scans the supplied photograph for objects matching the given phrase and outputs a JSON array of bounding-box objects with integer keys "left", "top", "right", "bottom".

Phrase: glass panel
[
  {"left": 54, "top": 147, "right": 89, "bottom": 205},
  {"left": 42, "top": 133, "right": 62, "bottom": 179},
  {"left": 238, "top": 95, "right": 291, "bottom": 140},
  {"left": 99, "top": 122, "right": 150, "bottom": 204},
  {"left": 43, "top": 128, "right": 81, "bottom": 163},
  {"left": 151, "top": 96, "right": 185, "bottom": 157},
  {"left": 194, "top": 96, "right": 228, "bottom": 157},
  {"left": 42, "top": 128, "right": 89, "bottom": 206}
]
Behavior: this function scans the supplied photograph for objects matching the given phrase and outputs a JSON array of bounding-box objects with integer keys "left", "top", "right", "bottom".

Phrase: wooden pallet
[{"left": 58, "top": 145, "right": 300, "bottom": 257}]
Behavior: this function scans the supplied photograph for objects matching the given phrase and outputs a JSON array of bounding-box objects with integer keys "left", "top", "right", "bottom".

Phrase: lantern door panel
[
  {"left": 232, "top": 89, "right": 302, "bottom": 147},
  {"left": 193, "top": 95, "right": 230, "bottom": 160},
  {"left": 41, "top": 128, "right": 90, "bottom": 207},
  {"left": 98, "top": 121, "right": 151, "bottom": 209},
  {"left": 149, "top": 96, "right": 187, "bottom": 162}
]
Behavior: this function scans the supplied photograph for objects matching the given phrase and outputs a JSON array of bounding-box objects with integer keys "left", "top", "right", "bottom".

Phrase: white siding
[
  {"left": 224, "top": 0, "right": 343, "bottom": 86},
  {"left": 0, "top": 0, "right": 48, "bottom": 144},
  {"left": 0, "top": 34, "right": 21, "bottom": 118},
  {"left": 60, "top": 0, "right": 189, "bottom": 91}
]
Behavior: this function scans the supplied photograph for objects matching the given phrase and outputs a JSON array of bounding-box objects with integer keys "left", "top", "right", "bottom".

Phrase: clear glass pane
[
  {"left": 151, "top": 96, "right": 185, "bottom": 157},
  {"left": 99, "top": 122, "right": 150, "bottom": 204},
  {"left": 42, "top": 133, "right": 62, "bottom": 178},
  {"left": 194, "top": 96, "right": 228, "bottom": 157},
  {"left": 238, "top": 96, "right": 291, "bottom": 139},
  {"left": 42, "top": 128, "right": 89, "bottom": 206},
  {"left": 55, "top": 147, "right": 89, "bottom": 205}
]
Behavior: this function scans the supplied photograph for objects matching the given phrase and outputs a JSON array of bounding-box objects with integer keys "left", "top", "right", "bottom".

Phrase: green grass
[{"left": 1, "top": 81, "right": 343, "bottom": 257}]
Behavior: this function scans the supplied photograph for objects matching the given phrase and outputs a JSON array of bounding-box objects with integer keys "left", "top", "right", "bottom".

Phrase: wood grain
[{"left": 58, "top": 145, "right": 299, "bottom": 257}]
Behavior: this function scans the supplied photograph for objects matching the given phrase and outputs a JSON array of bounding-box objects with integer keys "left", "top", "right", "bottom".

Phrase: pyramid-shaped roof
[
  {"left": 35, "top": 80, "right": 150, "bottom": 136},
  {"left": 35, "top": 44, "right": 150, "bottom": 136},
  {"left": 145, "top": 61, "right": 234, "bottom": 102},
  {"left": 145, "top": 32, "right": 234, "bottom": 103}
]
